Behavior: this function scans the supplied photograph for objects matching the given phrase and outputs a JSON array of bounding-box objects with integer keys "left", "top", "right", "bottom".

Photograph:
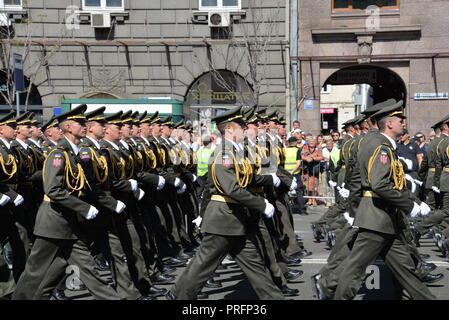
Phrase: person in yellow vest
[
  {"left": 195, "top": 136, "right": 215, "bottom": 217},
  {"left": 285, "top": 136, "right": 306, "bottom": 215}
]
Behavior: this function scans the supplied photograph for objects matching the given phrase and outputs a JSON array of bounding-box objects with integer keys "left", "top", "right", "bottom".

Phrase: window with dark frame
[{"left": 332, "top": 0, "right": 399, "bottom": 11}]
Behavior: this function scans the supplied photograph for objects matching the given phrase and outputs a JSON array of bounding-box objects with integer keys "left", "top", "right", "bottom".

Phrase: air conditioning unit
[
  {"left": 208, "top": 11, "right": 231, "bottom": 27},
  {"left": 91, "top": 12, "right": 111, "bottom": 28}
]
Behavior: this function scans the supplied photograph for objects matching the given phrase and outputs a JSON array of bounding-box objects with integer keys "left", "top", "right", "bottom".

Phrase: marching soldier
[
  {"left": 13, "top": 105, "right": 121, "bottom": 300},
  {"left": 12, "top": 112, "right": 40, "bottom": 250},
  {"left": 243, "top": 106, "right": 301, "bottom": 297},
  {"left": 167, "top": 105, "right": 284, "bottom": 300},
  {"left": 413, "top": 115, "right": 449, "bottom": 240},
  {"left": 334, "top": 103, "right": 435, "bottom": 300},
  {"left": 133, "top": 111, "right": 177, "bottom": 284},
  {"left": 121, "top": 110, "right": 174, "bottom": 289},
  {"left": 40, "top": 116, "right": 63, "bottom": 158}
]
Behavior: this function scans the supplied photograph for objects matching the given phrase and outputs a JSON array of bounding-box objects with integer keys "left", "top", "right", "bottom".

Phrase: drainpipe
[
  {"left": 285, "top": 0, "right": 291, "bottom": 131},
  {"left": 290, "top": 0, "right": 298, "bottom": 124}
]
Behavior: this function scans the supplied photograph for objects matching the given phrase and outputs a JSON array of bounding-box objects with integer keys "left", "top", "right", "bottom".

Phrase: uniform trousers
[
  {"left": 171, "top": 232, "right": 285, "bottom": 300},
  {"left": 334, "top": 228, "right": 435, "bottom": 300},
  {"left": 13, "top": 236, "right": 121, "bottom": 300}
]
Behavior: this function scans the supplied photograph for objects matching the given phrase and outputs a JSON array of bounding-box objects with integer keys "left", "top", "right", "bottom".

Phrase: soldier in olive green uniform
[
  {"left": 243, "top": 106, "right": 301, "bottom": 297},
  {"left": 167, "top": 106, "right": 284, "bottom": 300},
  {"left": 0, "top": 112, "right": 28, "bottom": 297},
  {"left": 311, "top": 118, "right": 359, "bottom": 242},
  {"left": 312, "top": 100, "right": 397, "bottom": 298},
  {"left": 414, "top": 115, "right": 449, "bottom": 239},
  {"left": 13, "top": 105, "right": 121, "bottom": 300},
  {"left": 334, "top": 104, "right": 435, "bottom": 300},
  {"left": 11, "top": 112, "right": 40, "bottom": 251}
]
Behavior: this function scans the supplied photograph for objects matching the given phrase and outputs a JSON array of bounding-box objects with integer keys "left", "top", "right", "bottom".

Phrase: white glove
[
  {"left": 398, "top": 157, "right": 413, "bottom": 171},
  {"left": 0, "top": 194, "right": 10, "bottom": 206},
  {"left": 86, "top": 205, "right": 99, "bottom": 220},
  {"left": 414, "top": 179, "right": 423, "bottom": 187},
  {"left": 115, "top": 200, "right": 126, "bottom": 214},
  {"left": 137, "top": 188, "right": 145, "bottom": 200},
  {"left": 177, "top": 184, "right": 186, "bottom": 194},
  {"left": 289, "top": 177, "right": 298, "bottom": 191},
  {"left": 157, "top": 176, "right": 166, "bottom": 191},
  {"left": 405, "top": 174, "right": 416, "bottom": 193},
  {"left": 128, "top": 179, "right": 138, "bottom": 191},
  {"left": 338, "top": 187, "right": 350, "bottom": 199},
  {"left": 263, "top": 199, "right": 275, "bottom": 218},
  {"left": 13, "top": 194, "right": 24, "bottom": 207},
  {"left": 328, "top": 180, "right": 337, "bottom": 188},
  {"left": 432, "top": 186, "right": 441, "bottom": 194},
  {"left": 174, "top": 177, "right": 181, "bottom": 188},
  {"left": 191, "top": 174, "right": 198, "bottom": 183},
  {"left": 419, "top": 202, "right": 431, "bottom": 216},
  {"left": 343, "top": 212, "right": 354, "bottom": 226},
  {"left": 409, "top": 202, "right": 421, "bottom": 218},
  {"left": 192, "top": 216, "right": 202, "bottom": 228},
  {"left": 270, "top": 173, "right": 281, "bottom": 188}
]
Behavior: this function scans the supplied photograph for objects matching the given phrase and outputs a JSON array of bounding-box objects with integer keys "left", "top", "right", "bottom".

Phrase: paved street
[{"left": 64, "top": 206, "right": 449, "bottom": 300}]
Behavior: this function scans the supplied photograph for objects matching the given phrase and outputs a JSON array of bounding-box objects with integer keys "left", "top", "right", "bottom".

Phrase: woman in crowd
[{"left": 301, "top": 137, "right": 324, "bottom": 207}]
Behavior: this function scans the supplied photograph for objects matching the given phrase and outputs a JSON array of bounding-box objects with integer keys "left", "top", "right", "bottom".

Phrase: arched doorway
[
  {"left": 80, "top": 91, "right": 121, "bottom": 99},
  {"left": 320, "top": 65, "right": 407, "bottom": 134},
  {"left": 185, "top": 70, "right": 254, "bottom": 129}
]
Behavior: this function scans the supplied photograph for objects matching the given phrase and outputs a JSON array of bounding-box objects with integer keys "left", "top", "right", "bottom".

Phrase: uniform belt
[
  {"left": 211, "top": 194, "right": 238, "bottom": 204},
  {"left": 43, "top": 195, "right": 54, "bottom": 202},
  {"left": 444, "top": 168, "right": 449, "bottom": 172},
  {"left": 17, "top": 181, "right": 32, "bottom": 186},
  {"left": 429, "top": 168, "right": 436, "bottom": 172},
  {"left": 104, "top": 191, "right": 111, "bottom": 196},
  {"left": 249, "top": 186, "right": 264, "bottom": 193},
  {"left": 6, "top": 184, "right": 17, "bottom": 190},
  {"left": 363, "top": 191, "right": 380, "bottom": 198}
]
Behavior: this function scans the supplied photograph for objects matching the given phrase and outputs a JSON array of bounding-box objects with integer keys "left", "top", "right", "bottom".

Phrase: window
[
  {"left": 332, "top": 0, "right": 399, "bottom": 11},
  {"left": 83, "top": 0, "right": 124, "bottom": 11},
  {"left": 0, "top": 0, "right": 22, "bottom": 10},
  {"left": 199, "top": 0, "right": 241, "bottom": 10}
]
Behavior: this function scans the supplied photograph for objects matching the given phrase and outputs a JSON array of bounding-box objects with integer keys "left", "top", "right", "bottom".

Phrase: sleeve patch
[
  {"left": 222, "top": 153, "right": 232, "bottom": 168},
  {"left": 52, "top": 153, "right": 63, "bottom": 168},
  {"left": 80, "top": 150, "right": 91, "bottom": 161},
  {"left": 379, "top": 150, "right": 389, "bottom": 164}
]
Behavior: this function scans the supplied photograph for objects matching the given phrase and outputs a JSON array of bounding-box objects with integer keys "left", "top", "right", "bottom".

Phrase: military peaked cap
[
  {"left": 211, "top": 105, "right": 245, "bottom": 125},
  {"left": 57, "top": 104, "right": 87, "bottom": 124},
  {"left": 85, "top": 107, "right": 107, "bottom": 123},
  {"left": 0, "top": 111, "right": 17, "bottom": 127}
]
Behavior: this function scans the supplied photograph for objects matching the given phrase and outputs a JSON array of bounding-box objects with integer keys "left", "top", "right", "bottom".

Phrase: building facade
[
  {"left": 297, "top": 0, "right": 449, "bottom": 136},
  {"left": 3, "top": 0, "right": 289, "bottom": 126}
]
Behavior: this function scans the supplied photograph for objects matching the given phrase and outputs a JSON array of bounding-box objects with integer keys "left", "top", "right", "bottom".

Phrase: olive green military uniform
[
  {"left": 80, "top": 134, "right": 142, "bottom": 300},
  {"left": 245, "top": 138, "right": 290, "bottom": 289},
  {"left": 13, "top": 136, "right": 121, "bottom": 300},
  {"left": 100, "top": 138, "right": 153, "bottom": 296},
  {"left": 415, "top": 133, "right": 448, "bottom": 235},
  {"left": 335, "top": 131, "right": 434, "bottom": 300},
  {"left": 170, "top": 107, "right": 284, "bottom": 300},
  {"left": 0, "top": 137, "right": 28, "bottom": 282}
]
